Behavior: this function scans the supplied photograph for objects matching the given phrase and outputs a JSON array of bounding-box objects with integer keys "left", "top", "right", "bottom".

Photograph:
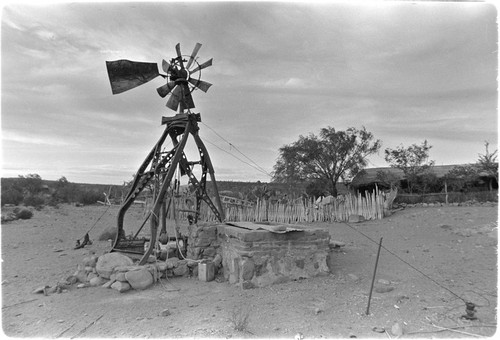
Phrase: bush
[
  {"left": 77, "top": 190, "right": 103, "bottom": 205},
  {"left": 1, "top": 187, "right": 23, "bottom": 206},
  {"left": 14, "top": 207, "right": 33, "bottom": 220},
  {"left": 23, "top": 195, "right": 45, "bottom": 208}
]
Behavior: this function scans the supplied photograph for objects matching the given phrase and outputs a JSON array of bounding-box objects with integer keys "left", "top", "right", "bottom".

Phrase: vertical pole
[{"left": 366, "top": 237, "right": 383, "bottom": 315}]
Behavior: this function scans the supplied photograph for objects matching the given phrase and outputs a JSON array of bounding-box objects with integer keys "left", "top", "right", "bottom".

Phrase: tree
[
  {"left": 384, "top": 140, "right": 434, "bottom": 194},
  {"left": 273, "top": 126, "right": 381, "bottom": 197},
  {"left": 477, "top": 141, "right": 498, "bottom": 191},
  {"left": 18, "top": 174, "right": 43, "bottom": 196},
  {"left": 444, "top": 164, "right": 479, "bottom": 193}
]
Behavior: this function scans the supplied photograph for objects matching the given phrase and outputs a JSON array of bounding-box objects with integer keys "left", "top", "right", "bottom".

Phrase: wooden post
[
  {"left": 444, "top": 180, "right": 449, "bottom": 205},
  {"left": 366, "top": 237, "right": 383, "bottom": 315}
]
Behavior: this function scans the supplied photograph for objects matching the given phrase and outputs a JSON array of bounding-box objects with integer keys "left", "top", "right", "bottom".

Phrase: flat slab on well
[{"left": 225, "top": 221, "right": 305, "bottom": 233}]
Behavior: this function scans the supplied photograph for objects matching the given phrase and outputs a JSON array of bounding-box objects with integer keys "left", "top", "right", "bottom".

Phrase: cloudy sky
[{"left": 1, "top": 1, "right": 498, "bottom": 185}]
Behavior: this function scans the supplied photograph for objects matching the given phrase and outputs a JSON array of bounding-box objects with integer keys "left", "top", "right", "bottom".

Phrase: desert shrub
[
  {"left": 23, "top": 194, "right": 45, "bottom": 208},
  {"left": 76, "top": 190, "right": 103, "bottom": 205},
  {"left": 1, "top": 187, "right": 24, "bottom": 206},
  {"left": 14, "top": 207, "right": 33, "bottom": 220},
  {"left": 230, "top": 306, "right": 250, "bottom": 332},
  {"left": 99, "top": 227, "right": 117, "bottom": 241}
]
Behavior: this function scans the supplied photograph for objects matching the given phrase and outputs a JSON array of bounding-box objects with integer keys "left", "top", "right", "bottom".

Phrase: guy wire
[{"left": 341, "top": 221, "right": 468, "bottom": 304}]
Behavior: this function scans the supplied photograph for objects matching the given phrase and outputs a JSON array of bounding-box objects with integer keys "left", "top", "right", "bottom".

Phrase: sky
[{"left": 1, "top": 0, "right": 498, "bottom": 185}]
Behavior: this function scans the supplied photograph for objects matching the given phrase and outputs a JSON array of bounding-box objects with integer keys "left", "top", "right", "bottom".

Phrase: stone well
[{"left": 216, "top": 222, "right": 330, "bottom": 289}]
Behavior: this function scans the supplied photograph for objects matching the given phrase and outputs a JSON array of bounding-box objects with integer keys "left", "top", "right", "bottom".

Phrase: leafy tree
[
  {"left": 384, "top": 140, "right": 434, "bottom": 194},
  {"left": 305, "top": 178, "right": 330, "bottom": 198},
  {"left": 444, "top": 164, "right": 479, "bottom": 193},
  {"left": 273, "top": 126, "right": 381, "bottom": 197},
  {"left": 477, "top": 141, "right": 498, "bottom": 191}
]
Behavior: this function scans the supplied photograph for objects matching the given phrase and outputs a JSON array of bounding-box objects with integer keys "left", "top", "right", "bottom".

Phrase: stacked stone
[
  {"left": 73, "top": 252, "right": 198, "bottom": 293},
  {"left": 186, "top": 223, "right": 220, "bottom": 260},
  {"left": 217, "top": 225, "right": 331, "bottom": 289}
]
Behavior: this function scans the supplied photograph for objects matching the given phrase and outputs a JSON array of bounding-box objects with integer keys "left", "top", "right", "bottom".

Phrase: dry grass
[{"left": 230, "top": 306, "right": 250, "bottom": 332}]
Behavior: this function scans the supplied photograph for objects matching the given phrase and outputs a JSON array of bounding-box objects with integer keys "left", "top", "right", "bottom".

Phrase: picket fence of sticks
[{"left": 159, "top": 187, "right": 386, "bottom": 223}]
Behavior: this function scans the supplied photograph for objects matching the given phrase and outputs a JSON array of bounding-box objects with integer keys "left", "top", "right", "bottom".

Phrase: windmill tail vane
[{"left": 105, "top": 43, "right": 212, "bottom": 112}]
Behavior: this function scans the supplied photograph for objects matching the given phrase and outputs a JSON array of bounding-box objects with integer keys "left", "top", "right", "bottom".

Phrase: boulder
[
  {"left": 96, "top": 253, "right": 134, "bottom": 279},
  {"left": 173, "top": 262, "right": 188, "bottom": 276},
  {"left": 89, "top": 276, "right": 105, "bottom": 287},
  {"left": 111, "top": 280, "right": 131, "bottom": 293},
  {"left": 166, "top": 257, "right": 179, "bottom": 269},
  {"left": 125, "top": 269, "right": 154, "bottom": 290}
]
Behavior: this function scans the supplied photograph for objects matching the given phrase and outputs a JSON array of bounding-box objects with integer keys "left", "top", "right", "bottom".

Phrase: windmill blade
[
  {"left": 175, "top": 43, "right": 185, "bottom": 69},
  {"left": 180, "top": 83, "right": 195, "bottom": 110},
  {"left": 156, "top": 81, "right": 177, "bottom": 98},
  {"left": 190, "top": 58, "right": 212, "bottom": 74},
  {"left": 106, "top": 60, "right": 160, "bottom": 94},
  {"left": 186, "top": 43, "right": 202, "bottom": 69},
  {"left": 166, "top": 85, "right": 182, "bottom": 111},
  {"left": 188, "top": 78, "right": 212, "bottom": 93},
  {"left": 161, "top": 59, "right": 171, "bottom": 73}
]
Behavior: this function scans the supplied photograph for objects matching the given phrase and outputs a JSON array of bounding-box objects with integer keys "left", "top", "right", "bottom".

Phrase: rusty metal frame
[{"left": 111, "top": 112, "right": 225, "bottom": 265}]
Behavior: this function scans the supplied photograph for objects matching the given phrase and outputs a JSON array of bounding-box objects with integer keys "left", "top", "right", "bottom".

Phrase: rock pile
[{"left": 35, "top": 252, "right": 201, "bottom": 295}]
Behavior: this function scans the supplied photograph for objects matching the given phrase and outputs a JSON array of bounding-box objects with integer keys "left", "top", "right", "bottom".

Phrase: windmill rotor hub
[{"left": 106, "top": 42, "right": 213, "bottom": 113}]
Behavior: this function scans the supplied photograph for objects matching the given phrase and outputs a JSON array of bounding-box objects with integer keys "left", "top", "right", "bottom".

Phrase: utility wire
[
  {"left": 341, "top": 221, "right": 468, "bottom": 304},
  {"left": 201, "top": 122, "right": 273, "bottom": 178},
  {"left": 203, "top": 137, "right": 272, "bottom": 178}
]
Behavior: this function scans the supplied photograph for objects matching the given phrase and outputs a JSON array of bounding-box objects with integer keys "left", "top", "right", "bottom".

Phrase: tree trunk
[{"left": 329, "top": 180, "right": 338, "bottom": 197}]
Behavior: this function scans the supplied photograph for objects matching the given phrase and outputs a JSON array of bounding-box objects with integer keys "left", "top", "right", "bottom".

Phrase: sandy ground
[{"left": 1, "top": 203, "right": 497, "bottom": 339}]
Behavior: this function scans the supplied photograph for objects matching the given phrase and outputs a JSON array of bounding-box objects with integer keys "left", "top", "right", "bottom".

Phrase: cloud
[{"left": 2, "top": 130, "right": 79, "bottom": 146}]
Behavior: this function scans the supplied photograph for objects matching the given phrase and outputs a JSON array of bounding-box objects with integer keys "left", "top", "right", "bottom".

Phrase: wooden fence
[{"left": 159, "top": 187, "right": 387, "bottom": 223}]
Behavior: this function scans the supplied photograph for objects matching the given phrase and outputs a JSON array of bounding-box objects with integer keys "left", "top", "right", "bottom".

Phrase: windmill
[{"left": 106, "top": 43, "right": 224, "bottom": 265}]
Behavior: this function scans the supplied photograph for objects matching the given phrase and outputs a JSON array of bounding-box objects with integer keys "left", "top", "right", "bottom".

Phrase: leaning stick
[{"left": 430, "top": 323, "right": 483, "bottom": 337}]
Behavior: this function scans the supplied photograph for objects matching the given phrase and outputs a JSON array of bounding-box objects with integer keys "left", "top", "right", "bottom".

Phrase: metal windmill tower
[{"left": 106, "top": 43, "right": 224, "bottom": 265}]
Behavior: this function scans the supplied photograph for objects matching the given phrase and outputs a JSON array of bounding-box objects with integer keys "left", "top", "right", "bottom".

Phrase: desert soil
[{"left": 1, "top": 203, "right": 497, "bottom": 339}]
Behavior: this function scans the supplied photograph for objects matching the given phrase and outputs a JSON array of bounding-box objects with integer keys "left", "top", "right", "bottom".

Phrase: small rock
[
  {"left": 329, "top": 240, "right": 346, "bottom": 248},
  {"left": 77, "top": 283, "right": 88, "bottom": 288},
  {"left": 32, "top": 285, "right": 50, "bottom": 294},
  {"left": 377, "top": 278, "right": 391, "bottom": 285},
  {"left": 89, "top": 276, "right": 104, "bottom": 287},
  {"left": 111, "top": 281, "right": 131, "bottom": 293},
  {"left": 165, "top": 257, "right": 179, "bottom": 269},
  {"left": 102, "top": 279, "right": 116, "bottom": 288},
  {"left": 375, "top": 286, "right": 394, "bottom": 293},
  {"left": 159, "top": 309, "right": 171, "bottom": 317},
  {"left": 66, "top": 276, "right": 78, "bottom": 285},
  {"left": 391, "top": 322, "right": 404, "bottom": 337},
  {"left": 347, "top": 274, "right": 360, "bottom": 282},
  {"left": 314, "top": 307, "right": 323, "bottom": 315},
  {"left": 114, "top": 272, "right": 127, "bottom": 282}
]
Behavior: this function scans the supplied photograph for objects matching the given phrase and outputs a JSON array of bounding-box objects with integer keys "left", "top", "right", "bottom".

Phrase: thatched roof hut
[{"left": 351, "top": 164, "right": 494, "bottom": 191}]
